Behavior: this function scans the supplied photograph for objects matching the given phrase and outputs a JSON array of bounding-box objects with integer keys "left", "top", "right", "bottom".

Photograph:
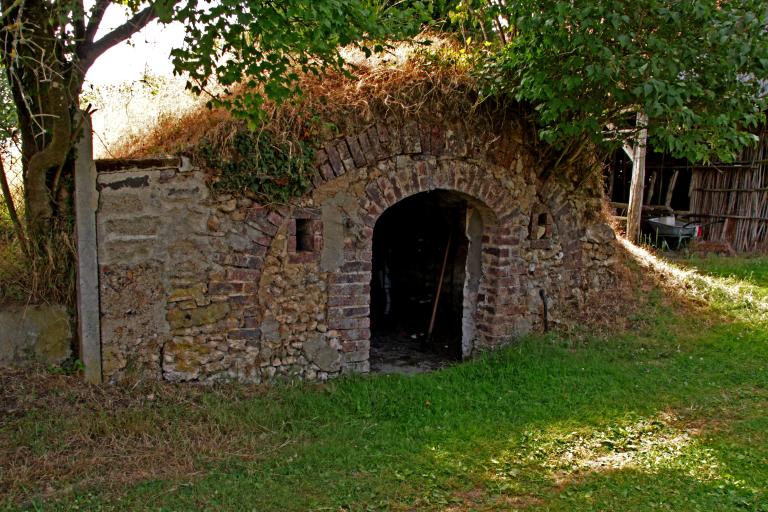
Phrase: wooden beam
[
  {"left": 664, "top": 170, "right": 679, "bottom": 208},
  {"left": 693, "top": 187, "right": 768, "bottom": 193},
  {"left": 626, "top": 112, "right": 649, "bottom": 243}
]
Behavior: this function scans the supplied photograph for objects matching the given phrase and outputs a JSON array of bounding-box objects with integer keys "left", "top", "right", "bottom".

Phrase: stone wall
[{"left": 95, "top": 117, "right": 618, "bottom": 384}]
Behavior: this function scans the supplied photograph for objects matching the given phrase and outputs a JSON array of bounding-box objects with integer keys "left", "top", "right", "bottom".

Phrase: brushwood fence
[{"left": 690, "top": 129, "right": 768, "bottom": 253}]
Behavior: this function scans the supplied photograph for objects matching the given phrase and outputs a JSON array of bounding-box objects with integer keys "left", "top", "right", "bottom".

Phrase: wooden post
[
  {"left": 427, "top": 231, "right": 453, "bottom": 341},
  {"left": 645, "top": 171, "right": 657, "bottom": 205},
  {"left": 664, "top": 170, "right": 679, "bottom": 208},
  {"left": 626, "top": 112, "right": 649, "bottom": 243},
  {"left": 606, "top": 165, "right": 615, "bottom": 200}
]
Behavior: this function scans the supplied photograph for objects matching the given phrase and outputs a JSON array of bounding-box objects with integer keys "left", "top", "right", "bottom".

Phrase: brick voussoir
[
  {"left": 326, "top": 143, "right": 345, "bottom": 176},
  {"left": 345, "top": 135, "right": 367, "bottom": 167}
]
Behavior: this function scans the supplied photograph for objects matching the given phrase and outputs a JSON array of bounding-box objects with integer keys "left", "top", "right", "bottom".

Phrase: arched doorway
[{"left": 370, "top": 190, "right": 485, "bottom": 373}]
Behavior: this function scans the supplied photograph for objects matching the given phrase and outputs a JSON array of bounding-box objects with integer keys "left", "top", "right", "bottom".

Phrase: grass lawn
[{"left": 1, "top": 251, "right": 767, "bottom": 511}]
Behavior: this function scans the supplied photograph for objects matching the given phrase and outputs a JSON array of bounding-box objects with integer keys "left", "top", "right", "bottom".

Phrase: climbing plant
[{"left": 200, "top": 129, "right": 316, "bottom": 204}]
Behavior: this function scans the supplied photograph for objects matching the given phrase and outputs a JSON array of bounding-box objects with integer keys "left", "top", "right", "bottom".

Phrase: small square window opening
[{"left": 296, "top": 219, "right": 314, "bottom": 252}]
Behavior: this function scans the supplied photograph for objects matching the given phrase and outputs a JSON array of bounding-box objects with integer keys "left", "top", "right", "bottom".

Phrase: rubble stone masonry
[{"left": 95, "top": 117, "right": 619, "bottom": 383}]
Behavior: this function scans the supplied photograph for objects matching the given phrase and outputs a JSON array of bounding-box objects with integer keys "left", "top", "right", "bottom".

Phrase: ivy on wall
[{"left": 200, "top": 130, "right": 316, "bottom": 204}]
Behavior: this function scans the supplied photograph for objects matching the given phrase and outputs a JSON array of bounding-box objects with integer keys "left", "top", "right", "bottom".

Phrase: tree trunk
[
  {"left": 626, "top": 112, "right": 648, "bottom": 243},
  {"left": 1, "top": 0, "right": 82, "bottom": 241}
]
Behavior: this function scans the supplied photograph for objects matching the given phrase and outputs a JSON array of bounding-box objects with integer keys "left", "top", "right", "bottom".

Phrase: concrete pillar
[{"left": 74, "top": 113, "right": 102, "bottom": 383}]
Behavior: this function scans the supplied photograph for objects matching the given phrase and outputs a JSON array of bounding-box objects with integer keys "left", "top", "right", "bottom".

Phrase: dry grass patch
[
  {"left": 110, "top": 37, "right": 512, "bottom": 162},
  {"left": 0, "top": 367, "right": 282, "bottom": 506}
]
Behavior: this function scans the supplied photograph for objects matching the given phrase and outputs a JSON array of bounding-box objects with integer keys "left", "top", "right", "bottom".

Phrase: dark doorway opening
[{"left": 370, "top": 190, "right": 472, "bottom": 373}]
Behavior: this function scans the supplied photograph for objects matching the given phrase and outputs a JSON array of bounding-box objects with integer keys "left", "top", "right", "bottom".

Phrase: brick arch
[
  {"left": 322, "top": 152, "right": 527, "bottom": 373},
  {"left": 359, "top": 160, "right": 514, "bottom": 227}
]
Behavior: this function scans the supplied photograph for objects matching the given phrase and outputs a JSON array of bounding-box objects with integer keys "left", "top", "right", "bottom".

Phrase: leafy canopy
[
  {"left": 171, "top": 0, "right": 425, "bottom": 127},
  {"left": 476, "top": 0, "right": 768, "bottom": 162}
]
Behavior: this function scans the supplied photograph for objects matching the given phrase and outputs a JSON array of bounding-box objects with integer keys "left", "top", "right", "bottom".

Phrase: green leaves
[
  {"left": 477, "top": 0, "right": 768, "bottom": 163},
  {"left": 171, "top": 0, "right": 425, "bottom": 126}
]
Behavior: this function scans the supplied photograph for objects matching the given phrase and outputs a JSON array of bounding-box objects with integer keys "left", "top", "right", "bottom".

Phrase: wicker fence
[{"left": 689, "top": 130, "right": 768, "bottom": 253}]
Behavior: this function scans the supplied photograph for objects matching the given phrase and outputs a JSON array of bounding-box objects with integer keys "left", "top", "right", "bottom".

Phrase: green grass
[
  {"left": 681, "top": 255, "right": 768, "bottom": 287},
  {"left": 2, "top": 254, "right": 767, "bottom": 511}
]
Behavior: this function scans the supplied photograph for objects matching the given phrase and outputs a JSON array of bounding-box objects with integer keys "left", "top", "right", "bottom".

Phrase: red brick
[
  {"left": 314, "top": 149, "right": 329, "bottom": 167},
  {"left": 431, "top": 125, "right": 444, "bottom": 155},
  {"left": 376, "top": 122, "right": 390, "bottom": 144},
  {"left": 409, "top": 167, "right": 421, "bottom": 193},
  {"left": 209, "top": 281, "right": 244, "bottom": 295},
  {"left": 329, "top": 317, "right": 370, "bottom": 330},
  {"left": 226, "top": 268, "right": 261, "bottom": 281},
  {"left": 320, "top": 163, "right": 335, "bottom": 181},
  {"left": 246, "top": 233, "right": 270, "bottom": 247},
  {"left": 341, "top": 340, "right": 369, "bottom": 353},
  {"left": 329, "top": 283, "right": 370, "bottom": 297},
  {"left": 365, "top": 182, "right": 384, "bottom": 203},
  {"left": 390, "top": 176, "right": 404, "bottom": 200},
  {"left": 420, "top": 123, "right": 432, "bottom": 154},
  {"left": 386, "top": 121, "right": 402, "bottom": 154},
  {"left": 267, "top": 211, "right": 284, "bottom": 227},
  {"left": 288, "top": 252, "right": 317, "bottom": 264},
  {"left": 336, "top": 139, "right": 353, "bottom": 168},
  {"left": 329, "top": 272, "right": 371, "bottom": 284},
  {"left": 339, "top": 328, "right": 371, "bottom": 341},
  {"left": 366, "top": 126, "right": 387, "bottom": 160},
  {"left": 356, "top": 131, "right": 373, "bottom": 164},
  {"left": 465, "top": 168, "right": 478, "bottom": 195},
  {"left": 227, "top": 295, "right": 250, "bottom": 305},
  {"left": 377, "top": 177, "right": 397, "bottom": 205},
  {"left": 394, "top": 171, "right": 412, "bottom": 198},
  {"left": 344, "top": 306, "right": 370, "bottom": 318},
  {"left": 345, "top": 135, "right": 367, "bottom": 167},
  {"left": 328, "top": 295, "right": 366, "bottom": 307},
  {"left": 326, "top": 144, "right": 345, "bottom": 176},
  {"left": 344, "top": 248, "right": 372, "bottom": 261},
  {"left": 341, "top": 261, "right": 372, "bottom": 272},
  {"left": 244, "top": 316, "right": 261, "bottom": 328},
  {"left": 417, "top": 172, "right": 429, "bottom": 191},
  {"left": 362, "top": 213, "right": 377, "bottom": 228},
  {"left": 246, "top": 210, "right": 278, "bottom": 236}
]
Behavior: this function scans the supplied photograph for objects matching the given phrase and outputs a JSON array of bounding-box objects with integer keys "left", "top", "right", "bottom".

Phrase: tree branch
[
  {"left": 83, "top": 0, "right": 111, "bottom": 45},
  {"left": 77, "top": 3, "right": 159, "bottom": 72},
  {"left": 0, "top": 0, "right": 23, "bottom": 23},
  {"left": 73, "top": 0, "right": 87, "bottom": 43}
]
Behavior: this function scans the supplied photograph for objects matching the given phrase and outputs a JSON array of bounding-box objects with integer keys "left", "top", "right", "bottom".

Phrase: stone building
[{"left": 89, "top": 113, "right": 619, "bottom": 384}]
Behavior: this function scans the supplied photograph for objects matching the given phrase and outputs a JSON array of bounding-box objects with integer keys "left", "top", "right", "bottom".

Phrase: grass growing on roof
[
  {"left": 1, "top": 253, "right": 767, "bottom": 511},
  {"left": 109, "top": 38, "right": 509, "bottom": 161}
]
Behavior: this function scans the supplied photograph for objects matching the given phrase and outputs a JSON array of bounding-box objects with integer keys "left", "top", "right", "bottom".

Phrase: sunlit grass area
[{"left": 1, "top": 248, "right": 766, "bottom": 511}]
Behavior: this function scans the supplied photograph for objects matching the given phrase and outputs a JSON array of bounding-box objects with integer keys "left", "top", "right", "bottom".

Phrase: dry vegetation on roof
[{"left": 111, "top": 38, "right": 494, "bottom": 159}]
